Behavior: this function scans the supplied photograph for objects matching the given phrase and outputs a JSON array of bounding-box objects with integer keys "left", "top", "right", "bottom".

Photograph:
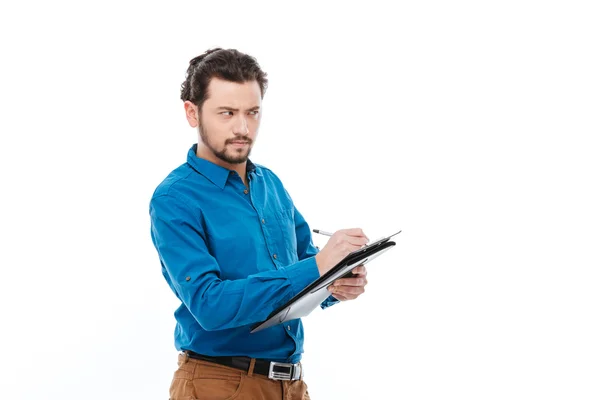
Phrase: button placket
[{"left": 247, "top": 183, "right": 278, "bottom": 270}]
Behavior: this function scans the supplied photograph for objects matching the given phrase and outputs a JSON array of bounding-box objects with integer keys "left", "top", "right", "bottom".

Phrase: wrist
[{"left": 315, "top": 253, "right": 324, "bottom": 276}]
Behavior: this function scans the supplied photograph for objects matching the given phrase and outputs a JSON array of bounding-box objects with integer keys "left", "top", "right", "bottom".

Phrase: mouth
[{"left": 229, "top": 141, "right": 250, "bottom": 147}]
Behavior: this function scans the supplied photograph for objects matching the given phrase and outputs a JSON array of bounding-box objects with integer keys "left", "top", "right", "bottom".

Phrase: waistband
[{"left": 181, "top": 350, "right": 303, "bottom": 381}]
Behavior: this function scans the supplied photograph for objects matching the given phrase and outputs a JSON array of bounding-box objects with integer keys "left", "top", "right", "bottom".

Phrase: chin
[
  {"left": 230, "top": 150, "right": 251, "bottom": 161},
  {"left": 224, "top": 153, "right": 249, "bottom": 164}
]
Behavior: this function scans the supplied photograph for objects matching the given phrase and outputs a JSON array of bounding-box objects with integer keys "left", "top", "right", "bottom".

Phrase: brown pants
[{"left": 169, "top": 352, "right": 311, "bottom": 400}]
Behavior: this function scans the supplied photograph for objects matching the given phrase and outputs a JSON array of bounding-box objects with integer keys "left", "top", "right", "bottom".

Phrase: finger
[
  {"left": 344, "top": 235, "right": 369, "bottom": 247},
  {"left": 332, "top": 292, "right": 349, "bottom": 301},
  {"left": 334, "top": 277, "right": 366, "bottom": 287},
  {"left": 335, "top": 291, "right": 361, "bottom": 301},
  {"left": 334, "top": 285, "right": 365, "bottom": 296},
  {"left": 340, "top": 228, "right": 369, "bottom": 241},
  {"left": 352, "top": 265, "right": 367, "bottom": 275}
]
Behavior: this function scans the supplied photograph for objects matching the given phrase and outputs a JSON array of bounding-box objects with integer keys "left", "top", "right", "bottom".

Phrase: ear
[{"left": 184, "top": 101, "right": 199, "bottom": 128}]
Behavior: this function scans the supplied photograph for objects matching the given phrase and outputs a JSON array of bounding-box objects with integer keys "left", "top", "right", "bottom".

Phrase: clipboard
[{"left": 250, "top": 230, "right": 401, "bottom": 333}]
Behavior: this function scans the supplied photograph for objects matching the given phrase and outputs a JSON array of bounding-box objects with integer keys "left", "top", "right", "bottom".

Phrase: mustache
[{"left": 226, "top": 138, "right": 252, "bottom": 144}]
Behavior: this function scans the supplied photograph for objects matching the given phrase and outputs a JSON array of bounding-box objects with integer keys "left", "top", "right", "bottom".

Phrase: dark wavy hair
[{"left": 180, "top": 48, "right": 269, "bottom": 110}]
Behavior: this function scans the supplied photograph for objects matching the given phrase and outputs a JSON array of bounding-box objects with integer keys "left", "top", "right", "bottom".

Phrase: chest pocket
[{"left": 274, "top": 208, "right": 298, "bottom": 264}]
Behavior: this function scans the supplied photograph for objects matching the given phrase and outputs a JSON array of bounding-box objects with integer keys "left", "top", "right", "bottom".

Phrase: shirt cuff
[
  {"left": 320, "top": 295, "right": 340, "bottom": 309},
  {"left": 283, "top": 257, "right": 320, "bottom": 296}
]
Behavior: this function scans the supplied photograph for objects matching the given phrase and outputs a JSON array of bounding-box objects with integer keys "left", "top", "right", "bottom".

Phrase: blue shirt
[{"left": 149, "top": 144, "right": 338, "bottom": 363}]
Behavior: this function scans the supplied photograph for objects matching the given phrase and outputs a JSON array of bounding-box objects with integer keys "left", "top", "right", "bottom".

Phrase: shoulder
[
  {"left": 150, "top": 163, "right": 196, "bottom": 210},
  {"left": 252, "top": 162, "right": 295, "bottom": 204},
  {"left": 253, "top": 162, "right": 284, "bottom": 185}
]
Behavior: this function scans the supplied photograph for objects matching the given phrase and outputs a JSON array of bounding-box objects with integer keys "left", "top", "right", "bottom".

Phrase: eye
[
  {"left": 249, "top": 110, "right": 259, "bottom": 116},
  {"left": 221, "top": 111, "right": 233, "bottom": 116}
]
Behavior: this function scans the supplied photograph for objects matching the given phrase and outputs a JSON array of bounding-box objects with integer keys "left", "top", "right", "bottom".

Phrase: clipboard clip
[{"left": 347, "top": 229, "right": 402, "bottom": 257}]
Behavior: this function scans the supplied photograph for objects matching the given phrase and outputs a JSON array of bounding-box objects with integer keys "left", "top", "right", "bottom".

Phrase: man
[{"left": 149, "top": 48, "right": 369, "bottom": 400}]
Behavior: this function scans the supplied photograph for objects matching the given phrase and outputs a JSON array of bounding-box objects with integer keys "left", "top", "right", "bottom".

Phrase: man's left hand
[{"left": 328, "top": 265, "right": 368, "bottom": 301}]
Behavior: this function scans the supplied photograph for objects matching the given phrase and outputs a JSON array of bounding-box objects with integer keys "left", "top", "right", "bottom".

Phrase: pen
[{"left": 312, "top": 229, "right": 333, "bottom": 236}]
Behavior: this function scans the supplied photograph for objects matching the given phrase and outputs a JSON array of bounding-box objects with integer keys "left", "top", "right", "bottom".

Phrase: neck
[{"left": 195, "top": 145, "right": 248, "bottom": 185}]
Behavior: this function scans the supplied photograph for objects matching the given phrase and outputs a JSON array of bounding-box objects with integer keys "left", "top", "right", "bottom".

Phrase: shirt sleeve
[
  {"left": 150, "top": 193, "right": 321, "bottom": 331},
  {"left": 292, "top": 204, "right": 340, "bottom": 309}
]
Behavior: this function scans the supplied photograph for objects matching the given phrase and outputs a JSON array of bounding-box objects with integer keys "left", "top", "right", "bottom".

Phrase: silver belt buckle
[{"left": 268, "top": 361, "right": 302, "bottom": 380}]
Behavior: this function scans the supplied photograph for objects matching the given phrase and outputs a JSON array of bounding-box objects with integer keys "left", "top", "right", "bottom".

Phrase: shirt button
[
  {"left": 287, "top": 326, "right": 291, "bottom": 331},
  {"left": 261, "top": 218, "right": 265, "bottom": 224},
  {"left": 244, "top": 189, "right": 248, "bottom": 194},
  {"left": 273, "top": 254, "right": 277, "bottom": 259},
  {"left": 185, "top": 276, "right": 191, "bottom": 281}
]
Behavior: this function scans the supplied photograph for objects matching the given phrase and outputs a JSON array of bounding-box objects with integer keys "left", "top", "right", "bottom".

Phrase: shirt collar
[{"left": 187, "top": 144, "right": 257, "bottom": 189}]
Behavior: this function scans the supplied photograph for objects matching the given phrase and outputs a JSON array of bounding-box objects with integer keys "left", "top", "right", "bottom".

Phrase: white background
[{"left": 1, "top": 1, "right": 599, "bottom": 399}]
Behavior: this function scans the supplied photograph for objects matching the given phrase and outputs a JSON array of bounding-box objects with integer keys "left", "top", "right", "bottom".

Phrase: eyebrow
[{"left": 216, "top": 106, "right": 260, "bottom": 112}]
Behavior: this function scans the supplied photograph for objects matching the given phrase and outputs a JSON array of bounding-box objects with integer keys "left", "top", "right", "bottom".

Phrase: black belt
[{"left": 183, "top": 350, "right": 303, "bottom": 381}]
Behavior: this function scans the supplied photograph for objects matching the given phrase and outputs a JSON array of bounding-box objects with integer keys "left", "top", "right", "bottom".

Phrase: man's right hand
[{"left": 314, "top": 228, "right": 369, "bottom": 276}]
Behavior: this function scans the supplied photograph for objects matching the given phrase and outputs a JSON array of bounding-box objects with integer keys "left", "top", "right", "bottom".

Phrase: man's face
[{"left": 188, "top": 77, "right": 262, "bottom": 165}]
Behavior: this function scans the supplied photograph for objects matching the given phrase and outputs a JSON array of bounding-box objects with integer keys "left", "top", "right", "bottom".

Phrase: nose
[{"left": 233, "top": 115, "right": 249, "bottom": 136}]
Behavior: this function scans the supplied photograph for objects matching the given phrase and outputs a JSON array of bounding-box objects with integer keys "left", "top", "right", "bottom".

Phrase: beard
[{"left": 199, "top": 123, "right": 253, "bottom": 165}]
